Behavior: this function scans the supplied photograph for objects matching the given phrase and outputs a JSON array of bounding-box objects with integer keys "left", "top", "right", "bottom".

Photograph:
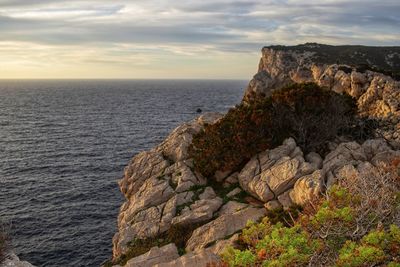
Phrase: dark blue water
[{"left": 0, "top": 79, "right": 246, "bottom": 267}]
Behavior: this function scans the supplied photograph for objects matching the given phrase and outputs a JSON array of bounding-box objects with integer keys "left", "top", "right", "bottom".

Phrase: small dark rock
[{"left": 196, "top": 108, "right": 202, "bottom": 113}]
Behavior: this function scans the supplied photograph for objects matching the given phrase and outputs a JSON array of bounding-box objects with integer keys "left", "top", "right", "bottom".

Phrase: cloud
[{"left": 0, "top": 0, "right": 399, "bottom": 78}]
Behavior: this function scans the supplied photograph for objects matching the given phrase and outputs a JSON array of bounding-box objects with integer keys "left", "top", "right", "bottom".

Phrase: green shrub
[
  {"left": 221, "top": 247, "right": 257, "bottom": 267},
  {"left": 109, "top": 223, "right": 205, "bottom": 266},
  {"left": 255, "top": 223, "right": 321, "bottom": 267},
  {"left": 220, "top": 179, "right": 399, "bottom": 266},
  {"left": 189, "top": 83, "right": 360, "bottom": 178},
  {"left": 336, "top": 225, "right": 400, "bottom": 266},
  {"left": 222, "top": 222, "right": 321, "bottom": 267}
]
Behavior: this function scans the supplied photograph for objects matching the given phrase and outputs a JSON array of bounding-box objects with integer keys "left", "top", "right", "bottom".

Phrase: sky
[{"left": 0, "top": 0, "right": 399, "bottom": 79}]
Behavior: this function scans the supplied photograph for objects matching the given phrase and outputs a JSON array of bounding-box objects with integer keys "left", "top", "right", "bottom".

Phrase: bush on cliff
[
  {"left": 106, "top": 222, "right": 205, "bottom": 266},
  {"left": 189, "top": 83, "right": 361, "bottom": 178},
  {"left": 219, "top": 157, "right": 400, "bottom": 266}
]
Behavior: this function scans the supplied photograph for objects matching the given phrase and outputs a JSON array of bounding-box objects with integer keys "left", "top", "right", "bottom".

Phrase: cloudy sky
[{"left": 0, "top": 0, "right": 399, "bottom": 79}]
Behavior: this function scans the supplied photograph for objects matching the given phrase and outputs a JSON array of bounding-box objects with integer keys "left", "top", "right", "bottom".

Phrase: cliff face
[
  {"left": 244, "top": 43, "right": 400, "bottom": 102},
  {"left": 244, "top": 43, "right": 400, "bottom": 147},
  {"left": 109, "top": 44, "right": 400, "bottom": 267}
]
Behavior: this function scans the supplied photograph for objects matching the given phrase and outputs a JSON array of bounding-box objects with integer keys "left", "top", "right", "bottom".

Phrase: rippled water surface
[{"left": 0, "top": 79, "right": 246, "bottom": 267}]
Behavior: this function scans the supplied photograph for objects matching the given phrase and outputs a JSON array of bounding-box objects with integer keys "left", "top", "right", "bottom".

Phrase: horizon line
[{"left": 0, "top": 78, "right": 250, "bottom": 81}]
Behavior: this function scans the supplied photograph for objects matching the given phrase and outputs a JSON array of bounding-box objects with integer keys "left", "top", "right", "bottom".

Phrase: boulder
[
  {"left": 154, "top": 249, "right": 221, "bottom": 267},
  {"left": 226, "top": 187, "right": 242, "bottom": 198},
  {"left": 290, "top": 170, "right": 323, "bottom": 205},
  {"left": 157, "top": 113, "right": 223, "bottom": 162},
  {"left": 171, "top": 194, "right": 223, "bottom": 226},
  {"left": 264, "top": 200, "right": 282, "bottom": 210},
  {"left": 207, "top": 234, "right": 240, "bottom": 255},
  {"left": 199, "top": 187, "right": 217, "bottom": 200},
  {"left": 120, "top": 151, "right": 170, "bottom": 198},
  {"left": 123, "top": 244, "right": 179, "bottom": 267},
  {"left": 305, "top": 152, "right": 323, "bottom": 170},
  {"left": 122, "top": 176, "right": 175, "bottom": 221},
  {"left": 239, "top": 138, "right": 316, "bottom": 202},
  {"left": 322, "top": 141, "right": 366, "bottom": 175},
  {"left": 217, "top": 201, "right": 248, "bottom": 216},
  {"left": 277, "top": 190, "right": 294, "bottom": 209},
  {"left": 185, "top": 207, "right": 266, "bottom": 251},
  {"left": 164, "top": 161, "right": 207, "bottom": 193}
]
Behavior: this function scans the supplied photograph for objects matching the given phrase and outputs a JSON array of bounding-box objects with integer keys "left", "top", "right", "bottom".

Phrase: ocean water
[{"left": 0, "top": 79, "right": 247, "bottom": 267}]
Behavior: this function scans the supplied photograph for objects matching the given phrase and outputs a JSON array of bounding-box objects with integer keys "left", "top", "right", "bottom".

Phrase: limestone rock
[
  {"left": 332, "top": 70, "right": 351, "bottom": 94},
  {"left": 323, "top": 139, "right": 399, "bottom": 188},
  {"left": 123, "top": 244, "right": 179, "bottom": 267},
  {"left": 361, "top": 139, "right": 392, "bottom": 160},
  {"left": 122, "top": 176, "right": 175, "bottom": 221},
  {"left": 239, "top": 138, "right": 315, "bottom": 202},
  {"left": 199, "top": 187, "right": 217, "bottom": 200},
  {"left": 114, "top": 113, "right": 226, "bottom": 258},
  {"left": 185, "top": 207, "right": 266, "bottom": 251},
  {"left": 217, "top": 201, "right": 248, "bottom": 216},
  {"left": 290, "top": 170, "right": 323, "bottom": 205},
  {"left": 120, "top": 151, "right": 170, "bottom": 199},
  {"left": 306, "top": 152, "right": 323, "bottom": 169},
  {"left": 322, "top": 141, "right": 366, "bottom": 175},
  {"left": 207, "top": 234, "right": 240, "bottom": 255},
  {"left": 176, "top": 191, "right": 195, "bottom": 206},
  {"left": 350, "top": 71, "right": 368, "bottom": 98},
  {"left": 277, "top": 190, "right": 294, "bottom": 209},
  {"left": 264, "top": 200, "right": 282, "bottom": 210},
  {"left": 154, "top": 249, "right": 221, "bottom": 267},
  {"left": 223, "top": 172, "right": 239, "bottom": 187},
  {"left": 157, "top": 113, "right": 223, "bottom": 162},
  {"left": 116, "top": 203, "right": 167, "bottom": 255},
  {"left": 226, "top": 187, "right": 242, "bottom": 198},
  {"left": 2, "top": 253, "right": 36, "bottom": 267},
  {"left": 165, "top": 161, "right": 206, "bottom": 193},
  {"left": 242, "top": 44, "right": 400, "bottom": 148},
  {"left": 262, "top": 156, "right": 303, "bottom": 197},
  {"left": 171, "top": 193, "right": 223, "bottom": 226}
]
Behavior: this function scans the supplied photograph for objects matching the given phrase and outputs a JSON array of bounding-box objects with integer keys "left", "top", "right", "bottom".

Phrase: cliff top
[{"left": 264, "top": 43, "right": 400, "bottom": 79}]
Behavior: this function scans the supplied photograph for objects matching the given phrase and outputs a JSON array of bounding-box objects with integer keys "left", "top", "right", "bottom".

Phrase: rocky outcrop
[
  {"left": 243, "top": 43, "right": 400, "bottom": 147},
  {"left": 185, "top": 206, "right": 266, "bottom": 252},
  {"left": 1, "top": 253, "right": 35, "bottom": 267},
  {"left": 119, "top": 244, "right": 179, "bottom": 267},
  {"left": 113, "top": 113, "right": 223, "bottom": 257},
  {"left": 112, "top": 112, "right": 270, "bottom": 267},
  {"left": 238, "top": 138, "right": 317, "bottom": 206},
  {"left": 110, "top": 44, "right": 400, "bottom": 267},
  {"left": 112, "top": 123, "right": 399, "bottom": 267},
  {"left": 323, "top": 139, "right": 400, "bottom": 188},
  {"left": 154, "top": 249, "right": 221, "bottom": 267}
]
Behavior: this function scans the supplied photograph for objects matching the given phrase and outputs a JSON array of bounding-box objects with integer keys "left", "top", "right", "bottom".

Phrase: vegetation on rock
[
  {"left": 218, "top": 157, "right": 400, "bottom": 266},
  {"left": 106, "top": 222, "right": 205, "bottom": 266},
  {"left": 189, "top": 83, "right": 372, "bottom": 178},
  {"left": 267, "top": 43, "right": 400, "bottom": 80}
]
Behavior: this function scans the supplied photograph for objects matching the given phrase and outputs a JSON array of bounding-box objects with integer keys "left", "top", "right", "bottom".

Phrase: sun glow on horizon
[{"left": 0, "top": 0, "right": 399, "bottom": 79}]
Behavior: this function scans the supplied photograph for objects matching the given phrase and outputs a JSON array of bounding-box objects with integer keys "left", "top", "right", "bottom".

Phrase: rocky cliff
[
  {"left": 108, "top": 44, "right": 400, "bottom": 267},
  {"left": 244, "top": 43, "right": 400, "bottom": 103},
  {"left": 244, "top": 43, "right": 400, "bottom": 147},
  {"left": 1, "top": 253, "right": 35, "bottom": 267}
]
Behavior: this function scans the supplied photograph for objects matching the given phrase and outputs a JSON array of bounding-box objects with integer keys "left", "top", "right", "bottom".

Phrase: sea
[{"left": 0, "top": 79, "right": 247, "bottom": 267}]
